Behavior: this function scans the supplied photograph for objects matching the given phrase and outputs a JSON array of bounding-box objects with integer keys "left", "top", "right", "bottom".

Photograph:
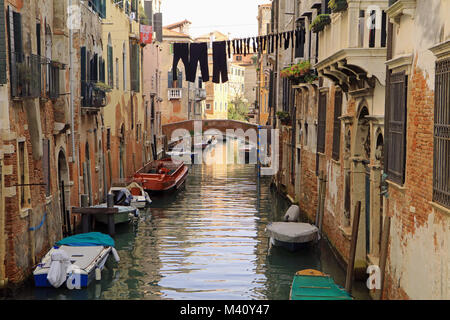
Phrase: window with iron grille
[
  {"left": 433, "top": 58, "right": 450, "bottom": 209},
  {"left": 317, "top": 92, "right": 327, "bottom": 154},
  {"left": 386, "top": 71, "right": 407, "bottom": 185},
  {"left": 332, "top": 90, "right": 342, "bottom": 160}
]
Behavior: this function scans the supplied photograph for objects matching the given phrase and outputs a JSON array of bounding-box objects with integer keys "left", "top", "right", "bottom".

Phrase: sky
[{"left": 160, "top": 0, "right": 271, "bottom": 39}]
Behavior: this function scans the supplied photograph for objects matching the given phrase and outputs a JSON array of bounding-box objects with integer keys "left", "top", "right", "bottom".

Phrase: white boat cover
[
  {"left": 47, "top": 249, "right": 72, "bottom": 288},
  {"left": 266, "top": 222, "right": 319, "bottom": 243},
  {"left": 284, "top": 205, "right": 300, "bottom": 222}
]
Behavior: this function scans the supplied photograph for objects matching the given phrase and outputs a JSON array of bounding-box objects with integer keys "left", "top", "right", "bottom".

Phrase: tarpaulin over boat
[
  {"left": 55, "top": 232, "right": 115, "bottom": 247},
  {"left": 266, "top": 222, "right": 318, "bottom": 243}
]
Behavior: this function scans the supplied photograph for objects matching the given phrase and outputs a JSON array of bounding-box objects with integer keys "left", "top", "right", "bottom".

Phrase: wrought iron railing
[{"left": 81, "top": 81, "right": 108, "bottom": 108}]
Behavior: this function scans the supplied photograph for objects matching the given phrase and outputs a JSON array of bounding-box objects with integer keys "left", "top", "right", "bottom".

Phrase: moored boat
[
  {"left": 266, "top": 205, "right": 319, "bottom": 252},
  {"left": 290, "top": 269, "right": 353, "bottom": 300},
  {"left": 33, "top": 232, "right": 120, "bottom": 288},
  {"left": 133, "top": 158, "right": 189, "bottom": 193},
  {"left": 109, "top": 182, "right": 152, "bottom": 209},
  {"left": 92, "top": 203, "right": 139, "bottom": 225}
]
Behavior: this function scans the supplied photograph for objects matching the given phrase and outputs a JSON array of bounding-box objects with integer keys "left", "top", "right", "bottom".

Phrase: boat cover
[
  {"left": 47, "top": 248, "right": 72, "bottom": 288},
  {"left": 56, "top": 232, "right": 115, "bottom": 247},
  {"left": 266, "top": 222, "right": 318, "bottom": 243},
  {"left": 291, "top": 274, "right": 352, "bottom": 300}
]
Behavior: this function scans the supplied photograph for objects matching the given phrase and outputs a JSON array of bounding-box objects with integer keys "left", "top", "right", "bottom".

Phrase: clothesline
[{"left": 171, "top": 27, "right": 306, "bottom": 85}]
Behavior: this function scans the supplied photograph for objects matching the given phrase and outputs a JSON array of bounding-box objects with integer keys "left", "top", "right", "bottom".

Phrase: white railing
[
  {"left": 195, "top": 88, "right": 206, "bottom": 100},
  {"left": 168, "top": 88, "right": 182, "bottom": 100}
]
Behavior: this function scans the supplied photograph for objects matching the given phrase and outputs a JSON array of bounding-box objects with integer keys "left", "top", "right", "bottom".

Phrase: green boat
[{"left": 290, "top": 269, "right": 353, "bottom": 300}]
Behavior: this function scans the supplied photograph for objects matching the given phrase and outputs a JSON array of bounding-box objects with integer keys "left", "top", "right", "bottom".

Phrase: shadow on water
[{"left": 11, "top": 140, "right": 370, "bottom": 300}]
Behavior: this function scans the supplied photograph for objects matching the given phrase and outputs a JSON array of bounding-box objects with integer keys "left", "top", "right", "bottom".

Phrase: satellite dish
[{"left": 129, "top": 12, "right": 136, "bottom": 20}]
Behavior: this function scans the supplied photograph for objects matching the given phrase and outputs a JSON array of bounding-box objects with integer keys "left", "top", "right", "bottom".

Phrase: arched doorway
[{"left": 57, "top": 150, "right": 70, "bottom": 235}]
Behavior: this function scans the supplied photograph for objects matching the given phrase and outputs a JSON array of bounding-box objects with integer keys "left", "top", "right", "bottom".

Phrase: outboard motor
[
  {"left": 284, "top": 205, "right": 300, "bottom": 222},
  {"left": 114, "top": 189, "right": 133, "bottom": 206}
]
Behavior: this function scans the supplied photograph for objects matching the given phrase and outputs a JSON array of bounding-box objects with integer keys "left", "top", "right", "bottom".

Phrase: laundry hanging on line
[{"left": 171, "top": 28, "right": 306, "bottom": 85}]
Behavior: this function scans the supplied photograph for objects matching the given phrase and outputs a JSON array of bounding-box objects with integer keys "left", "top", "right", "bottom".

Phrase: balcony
[
  {"left": 10, "top": 53, "right": 42, "bottom": 99},
  {"left": 81, "top": 81, "right": 109, "bottom": 109},
  {"left": 315, "top": 0, "right": 389, "bottom": 93},
  {"left": 168, "top": 88, "right": 182, "bottom": 100},
  {"left": 194, "top": 88, "right": 206, "bottom": 101}
]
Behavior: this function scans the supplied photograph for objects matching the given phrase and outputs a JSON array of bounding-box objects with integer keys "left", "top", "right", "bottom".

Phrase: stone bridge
[{"left": 162, "top": 120, "right": 270, "bottom": 144}]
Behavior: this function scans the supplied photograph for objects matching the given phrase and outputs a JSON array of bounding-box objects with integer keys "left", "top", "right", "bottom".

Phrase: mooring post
[
  {"left": 377, "top": 215, "right": 391, "bottom": 300},
  {"left": 345, "top": 201, "right": 361, "bottom": 294},
  {"left": 107, "top": 193, "right": 115, "bottom": 237},
  {"left": 81, "top": 194, "right": 89, "bottom": 234}
]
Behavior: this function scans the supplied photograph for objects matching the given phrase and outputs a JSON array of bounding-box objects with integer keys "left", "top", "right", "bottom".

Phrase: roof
[
  {"left": 195, "top": 31, "right": 229, "bottom": 42},
  {"left": 163, "top": 28, "right": 191, "bottom": 39},
  {"left": 164, "top": 19, "right": 192, "bottom": 30}
]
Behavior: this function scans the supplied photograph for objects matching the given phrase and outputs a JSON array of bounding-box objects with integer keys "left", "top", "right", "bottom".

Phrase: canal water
[{"left": 13, "top": 140, "right": 370, "bottom": 300}]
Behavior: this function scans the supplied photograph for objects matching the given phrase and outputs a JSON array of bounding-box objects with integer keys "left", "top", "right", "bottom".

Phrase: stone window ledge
[
  {"left": 385, "top": 54, "right": 413, "bottom": 74},
  {"left": 387, "top": 179, "right": 407, "bottom": 192},
  {"left": 429, "top": 40, "right": 450, "bottom": 60},
  {"left": 386, "top": 0, "right": 417, "bottom": 25},
  {"left": 429, "top": 201, "right": 450, "bottom": 217}
]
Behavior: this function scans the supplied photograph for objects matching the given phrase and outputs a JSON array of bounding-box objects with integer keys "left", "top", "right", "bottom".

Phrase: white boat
[
  {"left": 33, "top": 233, "right": 120, "bottom": 288},
  {"left": 266, "top": 205, "right": 319, "bottom": 252}
]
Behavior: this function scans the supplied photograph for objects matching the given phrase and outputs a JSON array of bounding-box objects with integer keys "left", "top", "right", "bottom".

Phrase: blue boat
[{"left": 33, "top": 232, "right": 119, "bottom": 288}]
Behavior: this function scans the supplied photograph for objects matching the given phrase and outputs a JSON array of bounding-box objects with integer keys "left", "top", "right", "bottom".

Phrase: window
[
  {"left": 433, "top": 58, "right": 449, "bottom": 208},
  {"left": 107, "top": 35, "right": 113, "bottom": 87},
  {"left": 386, "top": 71, "right": 407, "bottom": 185},
  {"left": 236, "top": 55, "right": 242, "bottom": 61},
  {"left": 123, "top": 43, "right": 127, "bottom": 90},
  {"left": 116, "top": 58, "right": 119, "bottom": 89},
  {"left": 130, "top": 43, "right": 140, "bottom": 92},
  {"left": 317, "top": 92, "right": 327, "bottom": 154},
  {"left": 332, "top": 90, "right": 342, "bottom": 160},
  {"left": 18, "top": 141, "right": 30, "bottom": 208},
  {"left": 107, "top": 128, "right": 111, "bottom": 150},
  {"left": 206, "top": 103, "right": 211, "bottom": 110}
]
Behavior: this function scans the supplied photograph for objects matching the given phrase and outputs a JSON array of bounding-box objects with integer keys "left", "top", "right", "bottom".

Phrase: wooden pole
[
  {"left": 318, "top": 173, "right": 327, "bottom": 236},
  {"left": 315, "top": 171, "right": 324, "bottom": 227},
  {"left": 81, "top": 194, "right": 89, "bottom": 234},
  {"left": 345, "top": 201, "right": 361, "bottom": 293},
  {"left": 376, "top": 215, "right": 391, "bottom": 300},
  {"left": 108, "top": 150, "right": 113, "bottom": 187}
]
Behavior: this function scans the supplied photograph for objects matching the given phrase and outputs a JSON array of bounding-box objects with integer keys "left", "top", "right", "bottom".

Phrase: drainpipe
[{"left": 69, "top": 0, "right": 80, "bottom": 207}]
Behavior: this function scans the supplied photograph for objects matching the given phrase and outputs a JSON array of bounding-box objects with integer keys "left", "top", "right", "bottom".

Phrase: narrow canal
[{"left": 13, "top": 140, "right": 370, "bottom": 300}]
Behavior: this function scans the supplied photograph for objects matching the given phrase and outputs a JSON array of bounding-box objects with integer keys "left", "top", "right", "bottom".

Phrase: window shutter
[
  {"left": 332, "top": 90, "right": 342, "bottom": 160},
  {"left": 12, "top": 11, "right": 23, "bottom": 61},
  {"left": 386, "top": 71, "right": 407, "bottom": 184},
  {"left": 108, "top": 45, "right": 113, "bottom": 87},
  {"left": 81, "top": 47, "right": 86, "bottom": 101},
  {"left": 168, "top": 70, "right": 173, "bottom": 88},
  {"left": 317, "top": 92, "right": 327, "bottom": 154},
  {"left": 177, "top": 71, "right": 182, "bottom": 88},
  {"left": 0, "top": 0, "right": 6, "bottom": 84}
]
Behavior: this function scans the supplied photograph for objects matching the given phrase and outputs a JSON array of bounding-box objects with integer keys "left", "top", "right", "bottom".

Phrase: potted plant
[
  {"left": 310, "top": 14, "right": 331, "bottom": 33},
  {"left": 94, "top": 81, "right": 113, "bottom": 93},
  {"left": 276, "top": 111, "right": 292, "bottom": 126},
  {"left": 329, "top": 0, "right": 348, "bottom": 13},
  {"left": 280, "top": 60, "right": 318, "bottom": 85}
]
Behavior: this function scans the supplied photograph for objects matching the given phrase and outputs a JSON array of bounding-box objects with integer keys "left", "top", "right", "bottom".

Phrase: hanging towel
[
  {"left": 252, "top": 37, "right": 257, "bottom": 53},
  {"left": 47, "top": 249, "right": 71, "bottom": 288}
]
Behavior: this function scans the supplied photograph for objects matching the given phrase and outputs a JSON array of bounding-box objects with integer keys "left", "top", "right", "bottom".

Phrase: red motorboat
[{"left": 133, "top": 158, "right": 189, "bottom": 193}]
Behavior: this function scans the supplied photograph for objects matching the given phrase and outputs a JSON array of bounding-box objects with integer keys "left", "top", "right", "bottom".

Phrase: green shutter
[
  {"left": 108, "top": 45, "right": 113, "bottom": 87},
  {"left": 0, "top": 0, "right": 6, "bottom": 84}
]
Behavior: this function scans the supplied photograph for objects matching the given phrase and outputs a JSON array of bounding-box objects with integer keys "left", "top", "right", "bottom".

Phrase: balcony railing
[
  {"left": 10, "top": 53, "right": 42, "bottom": 99},
  {"left": 168, "top": 88, "right": 182, "bottom": 100},
  {"left": 81, "top": 81, "right": 108, "bottom": 108},
  {"left": 195, "top": 88, "right": 206, "bottom": 101}
]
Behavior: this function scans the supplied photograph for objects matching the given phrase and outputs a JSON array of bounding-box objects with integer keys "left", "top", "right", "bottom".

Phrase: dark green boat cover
[
  {"left": 291, "top": 274, "right": 353, "bottom": 300},
  {"left": 55, "top": 232, "right": 115, "bottom": 247}
]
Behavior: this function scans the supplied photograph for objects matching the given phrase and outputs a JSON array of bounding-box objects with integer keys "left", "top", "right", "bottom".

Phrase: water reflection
[{"left": 13, "top": 140, "right": 369, "bottom": 300}]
